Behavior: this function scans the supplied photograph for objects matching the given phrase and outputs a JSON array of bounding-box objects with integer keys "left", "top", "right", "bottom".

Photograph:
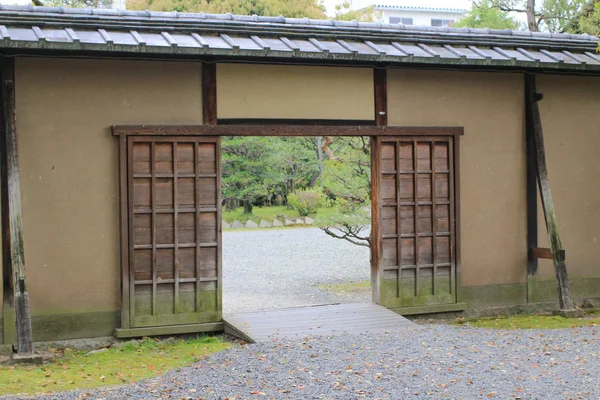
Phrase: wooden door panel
[
  {"left": 377, "top": 136, "right": 456, "bottom": 309},
  {"left": 127, "top": 136, "right": 221, "bottom": 328}
]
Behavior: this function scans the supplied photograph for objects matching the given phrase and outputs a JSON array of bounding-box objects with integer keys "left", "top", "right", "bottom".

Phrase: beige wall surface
[
  {"left": 388, "top": 69, "right": 527, "bottom": 287},
  {"left": 217, "top": 63, "right": 374, "bottom": 120},
  {"left": 536, "top": 74, "right": 600, "bottom": 280},
  {"left": 16, "top": 57, "right": 203, "bottom": 314}
]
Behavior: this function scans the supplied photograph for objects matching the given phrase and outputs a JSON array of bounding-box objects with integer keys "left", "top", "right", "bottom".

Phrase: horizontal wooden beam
[
  {"left": 531, "top": 247, "right": 565, "bottom": 261},
  {"left": 115, "top": 322, "right": 224, "bottom": 338},
  {"left": 112, "top": 125, "right": 464, "bottom": 137}
]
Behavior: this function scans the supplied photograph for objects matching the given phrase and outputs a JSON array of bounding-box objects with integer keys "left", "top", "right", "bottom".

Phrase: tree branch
[{"left": 320, "top": 226, "right": 371, "bottom": 247}]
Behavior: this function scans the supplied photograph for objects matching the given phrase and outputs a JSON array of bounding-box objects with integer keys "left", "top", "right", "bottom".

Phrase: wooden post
[
  {"left": 371, "top": 67, "right": 387, "bottom": 304},
  {"left": 524, "top": 73, "right": 577, "bottom": 314},
  {"left": 202, "top": 63, "right": 217, "bottom": 126},
  {"left": 1, "top": 58, "right": 33, "bottom": 352},
  {"left": 525, "top": 74, "right": 538, "bottom": 304}
]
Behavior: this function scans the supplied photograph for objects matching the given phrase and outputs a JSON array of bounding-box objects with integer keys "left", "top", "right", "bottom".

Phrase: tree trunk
[
  {"left": 526, "top": 0, "right": 538, "bottom": 31},
  {"left": 243, "top": 199, "right": 253, "bottom": 215},
  {"left": 309, "top": 136, "right": 324, "bottom": 187},
  {"left": 322, "top": 136, "right": 339, "bottom": 160},
  {"left": 224, "top": 198, "right": 237, "bottom": 211}
]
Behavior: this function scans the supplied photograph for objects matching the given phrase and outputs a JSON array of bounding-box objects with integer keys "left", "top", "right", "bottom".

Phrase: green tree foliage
[
  {"left": 478, "top": 0, "right": 588, "bottom": 32},
  {"left": 317, "top": 137, "right": 371, "bottom": 248},
  {"left": 221, "top": 135, "right": 372, "bottom": 247},
  {"left": 34, "top": 0, "right": 111, "bottom": 7},
  {"left": 334, "top": 1, "right": 381, "bottom": 22},
  {"left": 454, "top": 0, "right": 520, "bottom": 29},
  {"left": 568, "top": 1, "right": 600, "bottom": 35},
  {"left": 127, "top": 0, "right": 327, "bottom": 18},
  {"left": 221, "top": 137, "right": 319, "bottom": 205}
]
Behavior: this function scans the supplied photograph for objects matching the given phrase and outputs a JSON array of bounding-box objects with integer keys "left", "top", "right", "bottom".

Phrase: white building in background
[
  {"left": 111, "top": 0, "right": 126, "bottom": 9},
  {"left": 373, "top": 1, "right": 470, "bottom": 27}
]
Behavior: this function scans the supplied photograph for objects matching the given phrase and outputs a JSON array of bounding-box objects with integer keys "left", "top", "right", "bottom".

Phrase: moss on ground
[
  {"left": 318, "top": 280, "right": 371, "bottom": 294},
  {"left": 0, "top": 335, "right": 230, "bottom": 397},
  {"left": 456, "top": 312, "right": 600, "bottom": 330}
]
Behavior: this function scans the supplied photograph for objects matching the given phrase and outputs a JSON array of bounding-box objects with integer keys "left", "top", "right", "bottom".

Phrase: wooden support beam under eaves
[
  {"left": 524, "top": 73, "right": 577, "bottom": 315},
  {"left": 0, "top": 57, "right": 34, "bottom": 353},
  {"left": 202, "top": 63, "right": 217, "bottom": 126}
]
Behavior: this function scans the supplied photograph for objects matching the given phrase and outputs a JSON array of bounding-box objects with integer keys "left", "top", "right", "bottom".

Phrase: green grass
[
  {"left": 0, "top": 335, "right": 231, "bottom": 397},
  {"left": 456, "top": 313, "right": 600, "bottom": 329},
  {"left": 222, "top": 205, "right": 344, "bottom": 224},
  {"left": 318, "top": 280, "right": 371, "bottom": 294},
  {"left": 223, "top": 205, "right": 299, "bottom": 224}
]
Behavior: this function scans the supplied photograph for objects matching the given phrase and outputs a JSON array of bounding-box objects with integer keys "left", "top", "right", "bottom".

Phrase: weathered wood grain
[
  {"left": 126, "top": 136, "right": 222, "bottom": 329},
  {"left": 525, "top": 73, "right": 574, "bottom": 311},
  {"left": 1, "top": 58, "right": 33, "bottom": 354},
  {"left": 224, "top": 303, "right": 415, "bottom": 343},
  {"left": 202, "top": 63, "right": 217, "bottom": 126},
  {"left": 112, "top": 125, "right": 464, "bottom": 137}
]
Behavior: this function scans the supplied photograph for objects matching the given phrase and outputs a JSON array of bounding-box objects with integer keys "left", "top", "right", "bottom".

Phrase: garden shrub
[{"left": 287, "top": 188, "right": 327, "bottom": 216}]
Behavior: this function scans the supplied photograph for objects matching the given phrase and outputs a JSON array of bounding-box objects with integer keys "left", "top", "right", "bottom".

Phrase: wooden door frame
[
  {"left": 114, "top": 124, "right": 463, "bottom": 323},
  {"left": 113, "top": 65, "right": 463, "bottom": 332}
]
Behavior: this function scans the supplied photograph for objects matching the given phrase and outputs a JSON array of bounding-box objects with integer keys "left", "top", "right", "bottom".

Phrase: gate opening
[
  {"left": 221, "top": 136, "right": 372, "bottom": 315},
  {"left": 115, "top": 125, "right": 460, "bottom": 338}
]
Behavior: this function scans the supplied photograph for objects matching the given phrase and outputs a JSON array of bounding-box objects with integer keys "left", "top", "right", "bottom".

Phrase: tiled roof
[{"left": 0, "top": 5, "right": 598, "bottom": 72}]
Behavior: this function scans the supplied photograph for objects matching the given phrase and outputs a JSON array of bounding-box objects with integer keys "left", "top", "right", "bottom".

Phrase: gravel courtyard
[
  {"left": 47, "top": 324, "right": 600, "bottom": 399},
  {"left": 26, "top": 227, "right": 600, "bottom": 399},
  {"left": 223, "top": 227, "right": 371, "bottom": 313}
]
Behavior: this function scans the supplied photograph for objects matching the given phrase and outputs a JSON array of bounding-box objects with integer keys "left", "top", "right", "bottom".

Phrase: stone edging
[{"left": 223, "top": 216, "right": 314, "bottom": 229}]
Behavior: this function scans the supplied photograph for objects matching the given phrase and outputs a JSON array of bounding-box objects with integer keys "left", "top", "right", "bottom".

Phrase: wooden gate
[
  {"left": 125, "top": 136, "right": 221, "bottom": 330},
  {"left": 375, "top": 136, "right": 457, "bottom": 309}
]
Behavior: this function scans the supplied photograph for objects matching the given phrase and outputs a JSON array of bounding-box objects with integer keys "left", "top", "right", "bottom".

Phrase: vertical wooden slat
[
  {"left": 202, "top": 63, "right": 217, "bottom": 126},
  {"left": 370, "top": 136, "right": 382, "bottom": 304},
  {"left": 151, "top": 142, "right": 157, "bottom": 316},
  {"left": 173, "top": 142, "right": 180, "bottom": 314},
  {"left": 119, "top": 133, "right": 130, "bottom": 329},
  {"left": 431, "top": 142, "right": 437, "bottom": 295},
  {"left": 194, "top": 140, "right": 201, "bottom": 313},
  {"left": 412, "top": 139, "right": 419, "bottom": 297},
  {"left": 395, "top": 141, "right": 402, "bottom": 298},
  {"left": 448, "top": 138, "right": 456, "bottom": 296},
  {"left": 127, "top": 137, "right": 136, "bottom": 325}
]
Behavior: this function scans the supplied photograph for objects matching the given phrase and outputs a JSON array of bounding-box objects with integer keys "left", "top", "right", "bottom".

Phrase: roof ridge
[{"left": 0, "top": 5, "right": 597, "bottom": 44}]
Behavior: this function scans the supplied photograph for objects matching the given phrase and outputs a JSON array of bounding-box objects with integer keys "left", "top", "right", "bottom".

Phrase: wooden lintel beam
[
  {"left": 112, "top": 125, "right": 464, "bottom": 137},
  {"left": 1, "top": 57, "right": 34, "bottom": 353},
  {"left": 531, "top": 247, "right": 565, "bottom": 261},
  {"left": 525, "top": 73, "right": 575, "bottom": 312}
]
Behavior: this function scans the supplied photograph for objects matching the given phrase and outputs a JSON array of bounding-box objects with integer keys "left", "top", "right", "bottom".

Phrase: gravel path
[
  {"left": 223, "top": 227, "right": 371, "bottom": 313},
  {"left": 44, "top": 324, "right": 600, "bottom": 400}
]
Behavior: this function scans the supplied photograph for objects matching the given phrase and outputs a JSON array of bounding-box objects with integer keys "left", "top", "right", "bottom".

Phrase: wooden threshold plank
[{"left": 224, "top": 303, "right": 415, "bottom": 342}]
